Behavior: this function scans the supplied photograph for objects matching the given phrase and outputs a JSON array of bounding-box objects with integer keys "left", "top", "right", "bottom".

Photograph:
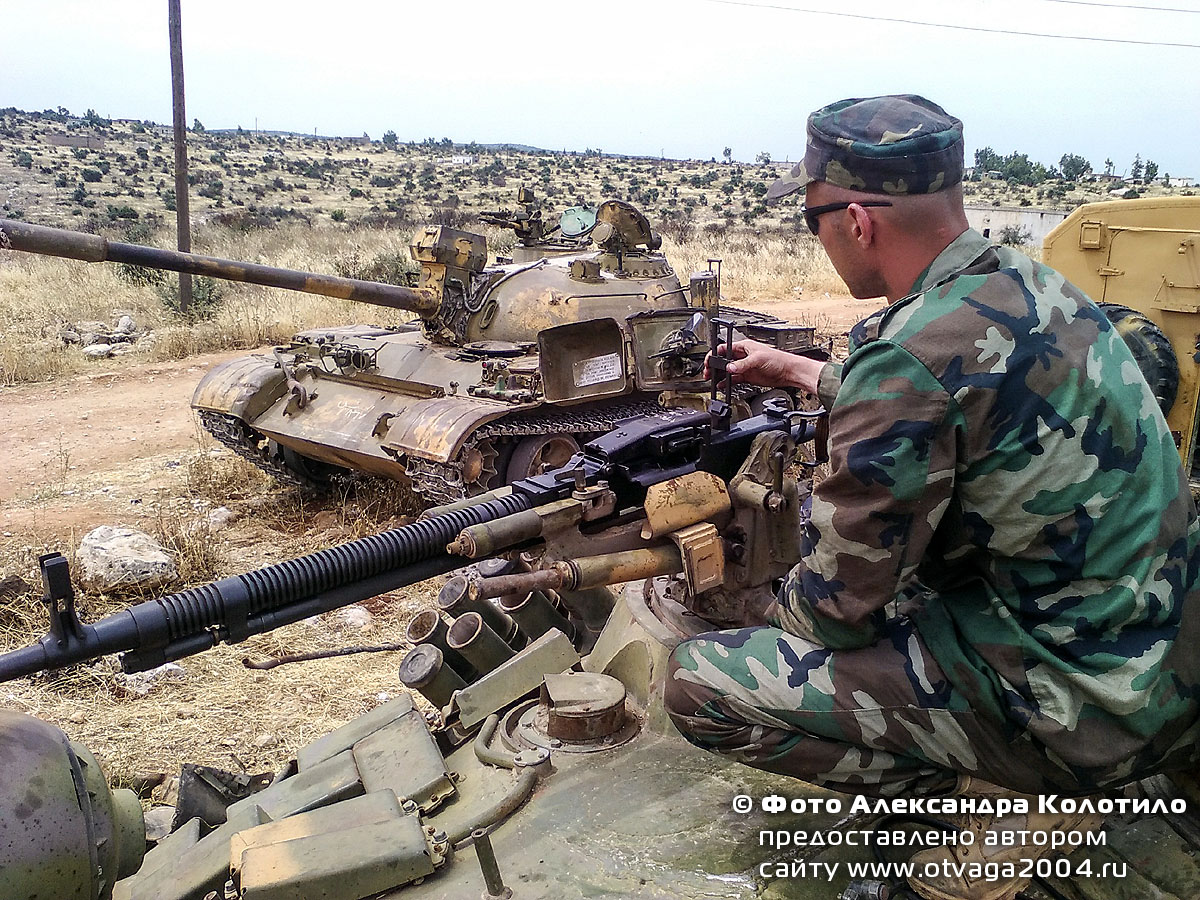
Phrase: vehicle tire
[{"left": 1098, "top": 303, "right": 1180, "bottom": 414}]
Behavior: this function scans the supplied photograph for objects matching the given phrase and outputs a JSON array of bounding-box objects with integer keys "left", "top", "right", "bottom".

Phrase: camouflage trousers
[{"left": 665, "top": 617, "right": 1105, "bottom": 798}]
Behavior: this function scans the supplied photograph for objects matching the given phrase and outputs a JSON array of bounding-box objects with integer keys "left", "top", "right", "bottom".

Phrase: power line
[
  {"left": 699, "top": 0, "right": 1200, "bottom": 48},
  {"left": 1035, "top": 0, "right": 1200, "bottom": 13}
]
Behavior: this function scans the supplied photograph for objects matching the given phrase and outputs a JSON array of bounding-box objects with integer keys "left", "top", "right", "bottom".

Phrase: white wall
[{"left": 964, "top": 205, "right": 1068, "bottom": 246}]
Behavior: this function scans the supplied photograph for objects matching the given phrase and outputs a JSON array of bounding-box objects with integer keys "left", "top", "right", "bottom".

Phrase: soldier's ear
[{"left": 846, "top": 203, "right": 876, "bottom": 247}]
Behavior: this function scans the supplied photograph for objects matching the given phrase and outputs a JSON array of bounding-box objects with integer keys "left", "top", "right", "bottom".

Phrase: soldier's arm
[{"left": 772, "top": 340, "right": 959, "bottom": 648}]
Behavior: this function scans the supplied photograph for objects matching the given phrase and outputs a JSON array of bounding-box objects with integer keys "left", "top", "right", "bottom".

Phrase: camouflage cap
[{"left": 766, "top": 94, "right": 964, "bottom": 201}]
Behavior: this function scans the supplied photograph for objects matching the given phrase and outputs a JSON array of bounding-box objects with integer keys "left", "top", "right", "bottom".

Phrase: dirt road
[{"left": 0, "top": 349, "right": 257, "bottom": 536}]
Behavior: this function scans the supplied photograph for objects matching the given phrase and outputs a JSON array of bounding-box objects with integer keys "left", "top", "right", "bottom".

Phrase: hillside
[{"left": 2, "top": 107, "right": 1188, "bottom": 234}]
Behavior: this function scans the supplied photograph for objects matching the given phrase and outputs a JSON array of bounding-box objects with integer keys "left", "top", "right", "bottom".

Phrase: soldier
[{"left": 664, "top": 95, "right": 1200, "bottom": 900}]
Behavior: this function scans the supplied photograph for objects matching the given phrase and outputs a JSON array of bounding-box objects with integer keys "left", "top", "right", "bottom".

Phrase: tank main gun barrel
[{"left": 0, "top": 217, "right": 441, "bottom": 315}]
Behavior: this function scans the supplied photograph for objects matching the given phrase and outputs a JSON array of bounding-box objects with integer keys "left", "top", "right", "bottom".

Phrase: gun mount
[{"left": 0, "top": 204, "right": 818, "bottom": 506}]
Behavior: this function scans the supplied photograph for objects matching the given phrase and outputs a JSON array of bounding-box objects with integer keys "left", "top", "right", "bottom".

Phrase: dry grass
[
  {"left": 0, "top": 438, "right": 442, "bottom": 787},
  {"left": 0, "top": 218, "right": 853, "bottom": 387},
  {"left": 662, "top": 229, "right": 847, "bottom": 303}
]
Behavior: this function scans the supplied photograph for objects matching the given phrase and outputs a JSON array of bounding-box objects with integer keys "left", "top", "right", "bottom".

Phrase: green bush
[
  {"left": 80, "top": 168, "right": 102, "bottom": 182},
  {"left": 156, "top": 275, "right": 224, "bottom": 321}
]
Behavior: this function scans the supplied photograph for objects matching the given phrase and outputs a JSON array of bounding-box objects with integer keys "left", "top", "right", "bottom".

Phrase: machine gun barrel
[
  {"left": 0, "top": 217, "right": 441, "bottom": 315},
  {"left": 0, "top": 492, "right": 536, "bottom": 681}
]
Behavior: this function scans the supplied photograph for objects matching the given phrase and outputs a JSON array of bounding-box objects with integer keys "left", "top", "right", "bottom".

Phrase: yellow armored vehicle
[{"left": 1043, "top": 195, "right": 1200, "bottom": 485}]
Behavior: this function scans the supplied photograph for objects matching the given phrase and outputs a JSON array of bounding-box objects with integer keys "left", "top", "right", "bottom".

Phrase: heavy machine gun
[{"left": 0, "top": 345, "right": 824, "bottom": 682}]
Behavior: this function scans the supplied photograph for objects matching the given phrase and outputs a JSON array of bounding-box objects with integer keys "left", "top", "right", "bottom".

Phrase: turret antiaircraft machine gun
[{"left": 0, "top": 320, "right": 835, "bottom": 900}]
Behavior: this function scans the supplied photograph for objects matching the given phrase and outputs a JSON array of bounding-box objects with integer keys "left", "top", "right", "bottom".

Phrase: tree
[
  {"left": 192, "top": 118, "right": 205, "bottom": 133},
  {"left": 755, "top": 151, "right": 771, "bottom": 165},
  {"left": 1001, "top": 152, "right": 1040, "bottom": 187},
  {"left": 1104, "top": 158, "right": 1114, "bottom": 176},
  {"left": 1130, "top": 154, "right": 1143, "bottom": 181},
  {"left": 723, "top": 147, "right": 732, "bottom": 164},
  {"left": 974, "top": 146, "right": 1002, "bottom": 174},
  {"left": 382, "top": 130, "right": 398, "bottom": 150},
  {"left": 1058, "top": 153, "right": 1091, "bottom": 181},
  {"left": 1144, "top": 160, "right": 1159, "bottom": 182}
]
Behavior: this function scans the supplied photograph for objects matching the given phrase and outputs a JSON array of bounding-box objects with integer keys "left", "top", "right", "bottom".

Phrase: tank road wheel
[
  {"left": 1099, "top": 303, "right": 1180, "bottom": 414},
  {"left": 506, "top": 434, "right": 581, "bottom": 482},
  {"left": 460, "top": 437, "right": 506, "bottom": 496}
]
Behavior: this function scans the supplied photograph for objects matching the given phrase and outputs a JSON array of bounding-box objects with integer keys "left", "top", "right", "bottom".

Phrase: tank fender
[
  {"left": 192, "top": 354, "right": 287, "bottom": 422},
  {"left": 380, "top": 396, "right": 515, "bottom": 463}
]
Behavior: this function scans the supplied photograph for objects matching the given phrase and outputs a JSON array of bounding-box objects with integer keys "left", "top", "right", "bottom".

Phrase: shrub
[
  {"left": 998, "top": 225, "right": 1033, "bottom": 246},
  {"left": 333, "top": 249, "right": 418, "bottom": 285},
  {"left": 80, "top": 168, "right": 102, "bottom": 182},
  {"left": 156, "top": 274, "right": 224, "bottom": 321}
]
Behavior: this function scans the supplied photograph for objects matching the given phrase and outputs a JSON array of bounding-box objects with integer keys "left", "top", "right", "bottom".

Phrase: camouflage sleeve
[
  {"left": 773, "top": 340, "right": 957, "bottom": 648},
  {"left": 816, "top": 362, "right": 842, "bottom": 410}
]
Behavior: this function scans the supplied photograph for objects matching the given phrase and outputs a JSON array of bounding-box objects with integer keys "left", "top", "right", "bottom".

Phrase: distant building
[
  {"left": 1168, "top": 176, "right": 1196, "bottom": 188},
  {"left": 445, "top": 154, "right": 475, "bottom": 166},
  {"left": 45, "top": 133, "right": 105, "bottom": 149},
  {"left": 964, "top": 205, "right": 1068, "bottom": 246}
]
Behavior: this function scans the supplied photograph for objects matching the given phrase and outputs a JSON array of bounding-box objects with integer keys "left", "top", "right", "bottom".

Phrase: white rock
[
  {"left": 253, "top": 733, "right": 278, "bottom": 749},
  {"left": 205, "top": 506, "right": 237, "bottom": 530},
  {"left": 78, "top": 525, "right": 178, "bottom": 592},
  {"left": 337, "top": 604, "right": 373, "bottom": 631},
  {"left": 83, "top": 344, "right": 113, "bottom": 358},
  {"left": 144, "top": 806, "right": 176, "bottom": 842},
  {"left": 116, "top": 315, "right": 136, "bottom": 334},
  {"left": 112, "top": 663, "right": 187, "bottom": 697},
  {"left": 110, "top": 343, "right": 137, "bottom": 356}
]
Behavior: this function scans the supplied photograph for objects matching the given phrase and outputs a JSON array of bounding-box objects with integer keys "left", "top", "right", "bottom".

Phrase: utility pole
[{"left": 168, "top": 0, "right": 192, "bottom": 315}]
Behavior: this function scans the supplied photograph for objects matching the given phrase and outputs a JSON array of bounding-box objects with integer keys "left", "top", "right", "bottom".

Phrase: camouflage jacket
[{"left": 774, "top": 228, "right": 1200, "bottom": 770}]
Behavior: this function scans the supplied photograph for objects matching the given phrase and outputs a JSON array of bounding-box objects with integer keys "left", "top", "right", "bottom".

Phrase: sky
[{"left": 2, "top": 0, "right": 1198, "bottom": 177}]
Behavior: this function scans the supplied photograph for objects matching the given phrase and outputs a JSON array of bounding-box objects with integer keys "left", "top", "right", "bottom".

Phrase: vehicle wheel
[
  {"left": 461, "top": 437, "right": 510, "bottom": 496},
  {"left": 1099, "top": 303, "right": 1180, "bottom": 414},
  {"left": 506, "top": 434, "right": 581, "bottom": 481}
]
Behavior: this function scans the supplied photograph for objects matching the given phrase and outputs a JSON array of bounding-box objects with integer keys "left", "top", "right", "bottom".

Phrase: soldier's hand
[{"left": 707, "top": 339, "right": 823, "bottom": 394}]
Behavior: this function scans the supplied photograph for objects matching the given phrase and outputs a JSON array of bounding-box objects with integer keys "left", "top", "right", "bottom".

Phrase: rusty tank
[
  {"left": 0, "top": 200, "right": 810, "bottom": 506},
  {"left": 3, "top": 289, "right": 1200, "bottom": 900}
]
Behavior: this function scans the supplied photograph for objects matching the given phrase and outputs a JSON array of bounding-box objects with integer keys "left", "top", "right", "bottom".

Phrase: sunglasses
[{"left": 802, "top": 200, "right": 893, "bottom": 235}]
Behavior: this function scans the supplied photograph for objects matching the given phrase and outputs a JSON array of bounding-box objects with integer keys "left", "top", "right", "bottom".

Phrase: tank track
[
  {"left": 197, "top": 410, "right": 341, "bottom": 493},
  {"left": 406, "top": 399, "right": 666, "bottom": 506},
  {"left": 203, "top": 386, "right": 768, "bottom": 508}
]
